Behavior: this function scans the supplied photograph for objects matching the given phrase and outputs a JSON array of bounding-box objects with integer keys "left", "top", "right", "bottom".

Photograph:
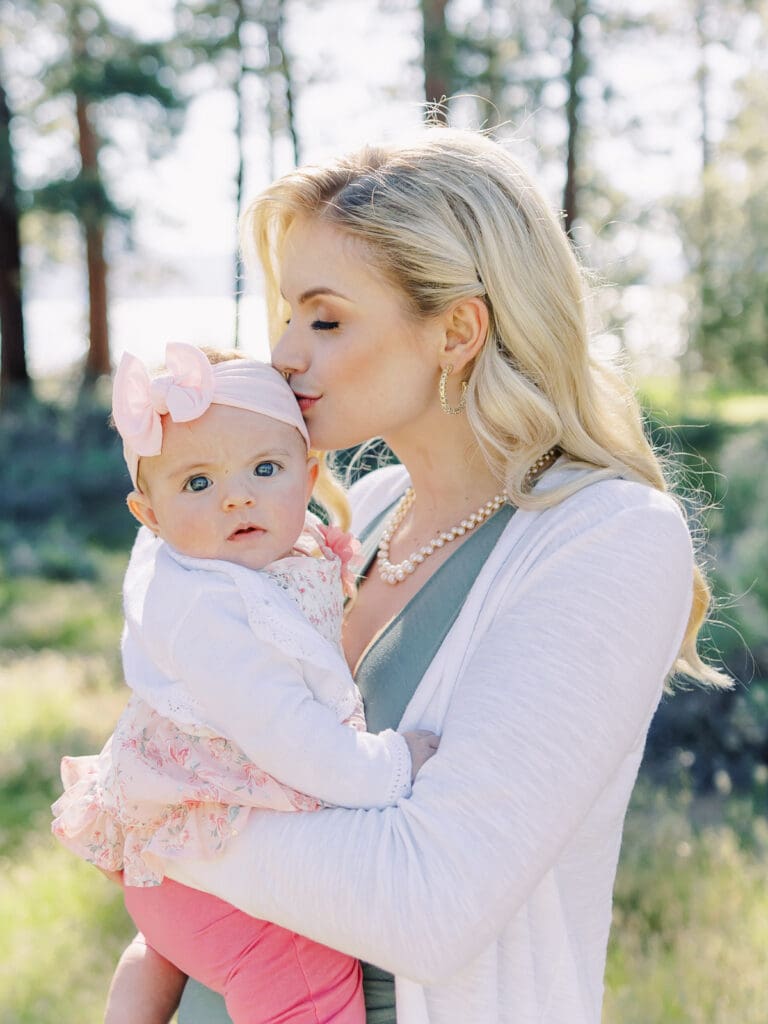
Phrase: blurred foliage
[
  {"left": 0, "top": 394, "right": 134, "bottom": 579},
  {"left": 676, "top": 64, "right": 768, "bottom": 391},
  {"left": 603, "top": 781, "right": 768, "bottom": 1024},
  {"left": 639, "top": 409, "right": 768, "bottom": 795}
]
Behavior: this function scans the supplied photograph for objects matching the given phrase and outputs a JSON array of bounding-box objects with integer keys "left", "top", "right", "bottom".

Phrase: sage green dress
[{"left": 178, "top": 502, "right": 514, "bottom": 1024}]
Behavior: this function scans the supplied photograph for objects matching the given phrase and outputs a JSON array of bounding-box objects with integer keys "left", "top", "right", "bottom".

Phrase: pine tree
[
  {"left": 0, "top": 71, "right": 29, "bottom": 406},
  {"left": 174, "top": 0, "right": 301, "bottom": 346},
  {"left": 34, "top": 1, "right": 183, "bottom": 384}
]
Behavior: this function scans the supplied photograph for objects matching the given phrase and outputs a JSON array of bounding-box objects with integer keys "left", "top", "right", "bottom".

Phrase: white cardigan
[
  {"left": 119, "top": 529, "right": 411, "bottom": 810},
  {"left": 167, "top": 464, "right": 694, "bottom": 1024}
]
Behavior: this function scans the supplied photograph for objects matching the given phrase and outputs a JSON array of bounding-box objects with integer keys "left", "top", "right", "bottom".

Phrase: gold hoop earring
[{"left": 439, "top": 364, "right": 467, "bottom": 415}]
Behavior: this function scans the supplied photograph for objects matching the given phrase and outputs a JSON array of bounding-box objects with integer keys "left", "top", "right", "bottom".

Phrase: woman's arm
[{"left": 164, "top": 496, "right": 693, "bottom": 983}]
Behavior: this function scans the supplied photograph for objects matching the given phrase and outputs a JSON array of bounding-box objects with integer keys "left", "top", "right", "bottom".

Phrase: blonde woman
[{"left": 129, "top": 128, "right": 727, "bottom": 1024}]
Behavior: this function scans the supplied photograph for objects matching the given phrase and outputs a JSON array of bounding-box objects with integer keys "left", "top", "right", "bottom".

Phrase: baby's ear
[
  {"left": 127, "top": 490, "right": 160, "bottom": 534},
  {"left": 306, "top": 456, "right": 320, "bottom": 499}
]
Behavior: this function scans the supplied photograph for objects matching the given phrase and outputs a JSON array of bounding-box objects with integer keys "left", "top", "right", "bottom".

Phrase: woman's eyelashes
[{"left": 282, "top": 316, "right": 339, "bottom": 331}]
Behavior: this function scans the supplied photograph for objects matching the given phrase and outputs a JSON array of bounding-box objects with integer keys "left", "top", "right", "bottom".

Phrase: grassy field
[
  {"left": 1, "top": 552, "right": 765, "bottom": 1023},
  {"left": 638, "top": 380, "right": 768, "bottom": 425}
]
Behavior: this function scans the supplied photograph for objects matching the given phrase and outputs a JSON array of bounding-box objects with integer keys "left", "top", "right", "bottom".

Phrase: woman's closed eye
[
  {"left": 184, "top": 474, "right": 213, "bottom": 493},
  {"left": 310, "top": 319, "right": 339, "bottom": 331},
  {"left": 254, "top": 461, "right": 281, "bottom": 477}
]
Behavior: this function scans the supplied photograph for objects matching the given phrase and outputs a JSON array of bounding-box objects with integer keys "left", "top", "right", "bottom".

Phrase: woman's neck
[{"left": 384, "top": 416, "right": 502, "bottom": 542}]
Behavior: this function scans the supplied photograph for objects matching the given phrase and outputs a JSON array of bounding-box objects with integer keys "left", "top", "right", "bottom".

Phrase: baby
[{"left": 52, "top": 343, "right": 438, "bottom": 1024}]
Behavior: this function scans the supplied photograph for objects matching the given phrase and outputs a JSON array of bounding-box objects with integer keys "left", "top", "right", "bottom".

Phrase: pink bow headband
[{"left": 112, "top": 343, "right": 310, "bottom": 488}]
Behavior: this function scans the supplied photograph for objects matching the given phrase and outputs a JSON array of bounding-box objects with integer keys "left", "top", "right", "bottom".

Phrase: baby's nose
[{"left": 222, "top": 486, "right": 255, "bottom": 511}]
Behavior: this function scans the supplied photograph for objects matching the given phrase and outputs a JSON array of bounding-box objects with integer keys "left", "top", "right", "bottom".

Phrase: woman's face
[{"left": 272, "top": 217, "right": 440, "bottom": 452}]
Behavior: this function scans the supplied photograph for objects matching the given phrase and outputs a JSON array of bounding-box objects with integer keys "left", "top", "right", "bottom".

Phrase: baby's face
[{"left": 132, "top": 404, "right": 316, "bottom": 570}]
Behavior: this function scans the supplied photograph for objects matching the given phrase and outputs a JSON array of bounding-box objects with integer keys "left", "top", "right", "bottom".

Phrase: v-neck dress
[
  {"left": 176, "top": 500, "right": 515, "bottom": 1024},
  {"left": 353, "top": 501, "right": 515, "bottom": 1024}
]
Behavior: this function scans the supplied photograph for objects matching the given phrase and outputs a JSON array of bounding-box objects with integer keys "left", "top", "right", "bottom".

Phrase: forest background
[{"left": 1, "top": 1, "right": 767, "bottom": 1021}]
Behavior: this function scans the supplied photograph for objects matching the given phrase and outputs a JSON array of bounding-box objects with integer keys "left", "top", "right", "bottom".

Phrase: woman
[{"left": 139, "top": 127, "right": 727, "bottom": 1024}]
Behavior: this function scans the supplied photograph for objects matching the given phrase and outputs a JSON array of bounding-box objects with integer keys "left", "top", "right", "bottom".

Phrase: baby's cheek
[{"left": 165, "top": 504, "right": 218, "bottom": 558}]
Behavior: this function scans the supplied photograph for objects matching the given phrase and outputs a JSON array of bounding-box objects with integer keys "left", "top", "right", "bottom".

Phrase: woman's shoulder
[
  {"left": 531, "top": 459, "right": 680, "bottom": 514},
  {"left": 564, "top": 472, "right": 688, "bottom": 527},
  {"left": 347, "top": 463, "right": 410, "bottom": 536},
  {"left": 526, "top": 469, "right": 693, "bottom": 564}
]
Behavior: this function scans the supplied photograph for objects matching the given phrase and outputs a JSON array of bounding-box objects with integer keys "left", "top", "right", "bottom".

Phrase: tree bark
[
  {"left": 263, "top": 0, "right": 301, "bottom": 168},
  {"left": 75, "top": 91, "right": 110, "bottom": 380},
  {"left": 0, "top": 78, "right": 30, "bottom": 405},
  {"left": 421, "top": 0, "right": 451, "bottom": 121},
  {"left": 562, "top": 0, "right": 587, "bottom": 237},
  {"left": 273, "top": 0, "right": 300, "bottom": 166},
  {"left": 233, "top": 0, "right": 247, "bottom": 349}
]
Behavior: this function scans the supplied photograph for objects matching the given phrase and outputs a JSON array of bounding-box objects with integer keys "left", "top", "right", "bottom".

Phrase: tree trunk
[
  {"left": 265, "top": 0, "right": 301, "bottom": 167},
  {"left": 279, "top": 13, "right": 300, "bottom": 168},
  {"left": 75, "top": 91, "right": 110, "bottom": 381},
  {"left": 233, "top": 0, "right": 247, "bottom": 349},
  {"left": 562, "top": 0, "right": 587, "bottom": 237},
  {"left": 421, "top": 0, "right": 452, "bottom": 121},
  {"left": 696, "top": 0, "right": 720, "bottom": 387},
  {"left": 0, "top": 78, "right": 30, "bottom": 406}
]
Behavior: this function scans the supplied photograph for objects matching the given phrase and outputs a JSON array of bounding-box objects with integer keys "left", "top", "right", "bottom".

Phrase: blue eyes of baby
[{"left": 184, "top": 461, "right": 280, "bottom": 492}]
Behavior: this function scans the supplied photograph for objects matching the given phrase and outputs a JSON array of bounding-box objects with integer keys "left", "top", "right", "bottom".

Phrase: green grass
[
  {"left": 1, "top": 554, "right": 766, "bottom": 1022},
  {"left": 0, "top": 841, "right": 135, "bottom": 1024},
  {"left": 0, "top": 553, "right": 125, "bottom": 654},
  {"left": 604, "top": 786, "right": 768, "bottom": 1022},
  {"left": 0, "top": 649, "right": 125, "bottom": 858},
  {"left": 640, "top": 379, "right": 768, "bottom": 425},
  {"left": 0, "top": 556, "right": 134, "bottom": 1021}
]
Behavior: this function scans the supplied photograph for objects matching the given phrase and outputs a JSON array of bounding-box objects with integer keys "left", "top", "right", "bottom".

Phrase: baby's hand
[{"left": 403, "top": 729, "right": 440, "bottom": 780}]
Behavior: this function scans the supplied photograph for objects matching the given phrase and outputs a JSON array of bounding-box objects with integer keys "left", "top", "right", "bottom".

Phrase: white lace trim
[{"left": 381, "top": 729, "right": 412, "bottom": 804}]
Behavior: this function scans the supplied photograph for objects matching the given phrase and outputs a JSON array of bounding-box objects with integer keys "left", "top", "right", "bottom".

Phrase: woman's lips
[{"left": 293, "top": 392, "right": 320, "bottom": 413}]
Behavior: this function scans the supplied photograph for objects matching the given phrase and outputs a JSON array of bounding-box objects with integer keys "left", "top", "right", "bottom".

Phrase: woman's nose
[{"left": 272, "top": 327, "right": 309, "bottom": 378}]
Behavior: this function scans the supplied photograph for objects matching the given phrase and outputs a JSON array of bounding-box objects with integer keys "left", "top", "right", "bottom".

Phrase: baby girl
[{"left": 52, "top": 343, "right": 438, "bottom": 1023}]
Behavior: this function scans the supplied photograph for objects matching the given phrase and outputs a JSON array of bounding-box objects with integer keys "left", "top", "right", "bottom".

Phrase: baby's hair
[{"left": 197, "top": 346, "right": 246, "bottom": 365}]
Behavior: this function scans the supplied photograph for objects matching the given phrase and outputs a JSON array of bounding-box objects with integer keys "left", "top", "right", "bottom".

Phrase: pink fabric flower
[
  {"left": 168, "top": 743, "right": 190, "bottom": 767},
  {"left": 317, "top": 524, "right": 363, "bottom": 598}
]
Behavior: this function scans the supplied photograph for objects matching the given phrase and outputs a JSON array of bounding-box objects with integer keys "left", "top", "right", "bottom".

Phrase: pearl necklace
[{"left": 377, "top": 447, "right": 560, "bottom": 585}]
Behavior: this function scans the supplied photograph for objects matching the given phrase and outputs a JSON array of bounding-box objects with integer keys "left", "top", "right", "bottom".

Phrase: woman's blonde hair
[{"left": 243, "top": 126, "right": 728, "bottom": 687}]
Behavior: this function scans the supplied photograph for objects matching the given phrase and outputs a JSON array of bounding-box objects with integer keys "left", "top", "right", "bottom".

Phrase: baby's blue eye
[
  {"left": 185, "top": 475, "right": 212, "bottom": 492},
  {"left": 254, "top": 461, "right": 279, "bottom": 477}
]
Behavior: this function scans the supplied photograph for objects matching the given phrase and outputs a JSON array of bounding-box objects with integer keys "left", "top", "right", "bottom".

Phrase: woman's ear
[
  {"left": 306, "top": 456, "right": 320, "bottom": 502},
  {"left": 439, "top": 297, "right": 489, "bottom": 374},
  {"left": 127, "top": 491, "right": 160, "bottom": 534}
]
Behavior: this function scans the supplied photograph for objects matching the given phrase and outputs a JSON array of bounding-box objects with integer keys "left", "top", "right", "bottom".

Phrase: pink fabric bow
[
  {"left": 317, "top": 524, "right": 363, "bottom": 599},
  {"left": 112, "top": 343, "right": 216, "bottom": 458}
]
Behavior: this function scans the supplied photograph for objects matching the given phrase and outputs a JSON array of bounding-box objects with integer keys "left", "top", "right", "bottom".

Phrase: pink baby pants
[{"left": 124, "top": 878, "right": 364, "bottom": 1024}]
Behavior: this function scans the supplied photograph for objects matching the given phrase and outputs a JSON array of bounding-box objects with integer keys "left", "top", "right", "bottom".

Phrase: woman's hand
[{"left": 403, "top": 729, "right": 440, "bottom": 780}]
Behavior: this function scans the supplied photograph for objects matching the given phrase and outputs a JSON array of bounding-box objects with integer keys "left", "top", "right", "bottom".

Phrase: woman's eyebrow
[{"left": 295, "top": 287, "right": 350, "bottom": 304}]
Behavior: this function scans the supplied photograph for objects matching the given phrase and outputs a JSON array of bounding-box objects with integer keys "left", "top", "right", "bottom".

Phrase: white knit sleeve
[
  {"left": 168, "top": 580, "right": 412, "bottom": 809},
  {"left": 164, "top": 493, "right": 694, "bottom": 983}
]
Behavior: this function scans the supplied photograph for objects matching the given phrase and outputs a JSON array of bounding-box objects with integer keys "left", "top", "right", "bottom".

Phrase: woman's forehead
[{"left": 279, "top": 218, "right": 394, "bottom": 306}]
